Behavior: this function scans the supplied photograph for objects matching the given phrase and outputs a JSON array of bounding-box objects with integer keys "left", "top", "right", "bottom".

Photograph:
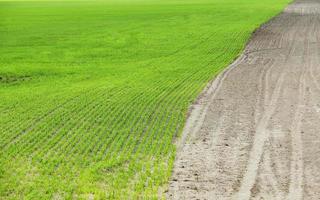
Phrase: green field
[{"left": 0, "top": 0, "right": 290, "bottom": 199}]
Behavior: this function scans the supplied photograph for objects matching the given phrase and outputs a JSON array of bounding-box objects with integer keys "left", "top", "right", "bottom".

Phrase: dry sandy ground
[{"left": 168, "top": 0, "right": 320, "bottom": 199}]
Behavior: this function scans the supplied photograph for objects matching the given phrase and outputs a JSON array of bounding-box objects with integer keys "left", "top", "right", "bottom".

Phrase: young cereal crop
[{"left": 0, "top": 0, "right": 290, "bottom": 199}]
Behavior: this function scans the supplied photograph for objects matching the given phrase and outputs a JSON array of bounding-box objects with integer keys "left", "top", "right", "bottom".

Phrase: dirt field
[{"left": 168, "top": 0, "right": 320, "bottom": 199}]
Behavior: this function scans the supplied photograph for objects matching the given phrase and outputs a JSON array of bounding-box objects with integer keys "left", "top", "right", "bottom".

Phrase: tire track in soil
[{"left": 234, "top": 60, "right": 286, "bottom": 200}]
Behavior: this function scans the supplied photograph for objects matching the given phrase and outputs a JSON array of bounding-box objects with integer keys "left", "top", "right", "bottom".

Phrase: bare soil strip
[{"left": 168, "top": 0, "right": 320, "bottom": 199}]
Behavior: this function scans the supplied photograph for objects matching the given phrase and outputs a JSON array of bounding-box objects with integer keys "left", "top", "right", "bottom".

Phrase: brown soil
[{"left": 168, "top": 0, "right": 320, "bottom": 199}]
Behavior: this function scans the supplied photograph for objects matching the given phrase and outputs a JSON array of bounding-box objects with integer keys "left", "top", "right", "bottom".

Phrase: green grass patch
[{"left": 0, "top": 0, "right": 290, "bottom": 199}]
